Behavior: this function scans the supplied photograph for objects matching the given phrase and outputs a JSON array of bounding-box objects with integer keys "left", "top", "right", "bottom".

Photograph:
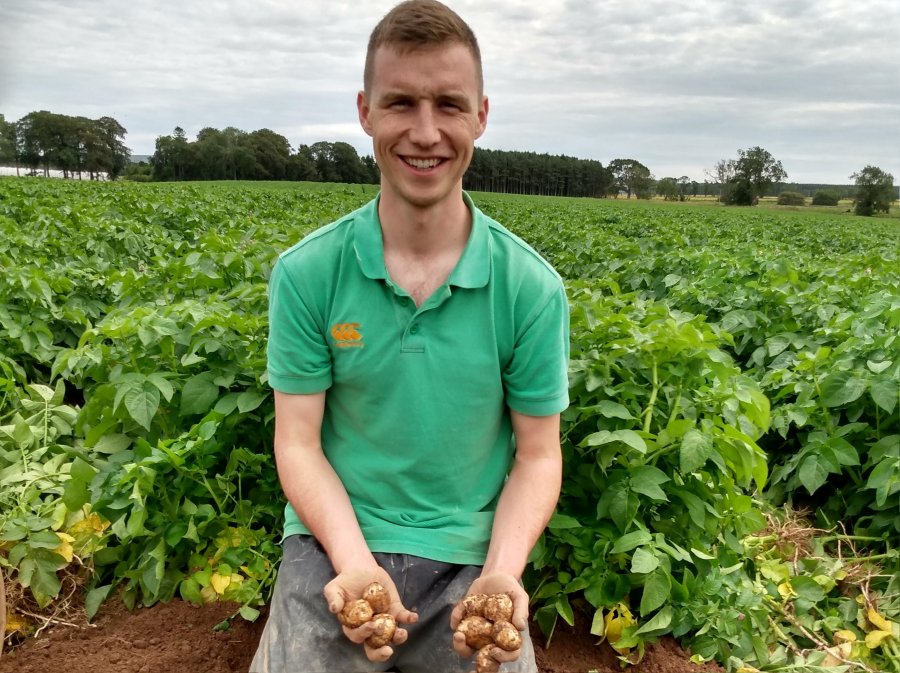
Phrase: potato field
[{"left": 1, "top": 178, "right": 898, "bottom": 672}]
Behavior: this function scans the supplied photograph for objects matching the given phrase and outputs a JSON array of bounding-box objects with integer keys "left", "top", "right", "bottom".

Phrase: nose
[{"left": 408, "top": 103, "right": 441, "bottom": 147}]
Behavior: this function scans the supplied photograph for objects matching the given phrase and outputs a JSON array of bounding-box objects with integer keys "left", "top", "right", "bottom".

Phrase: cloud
[{"left": 1, "top": 0, "right": 897, "bottom": 183}]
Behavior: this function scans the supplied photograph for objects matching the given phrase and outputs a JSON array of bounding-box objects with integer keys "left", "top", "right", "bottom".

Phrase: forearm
[
  {"left": 275, "top": 441, "right": 376, "bottom": 573},
  {"left": 482, "top": 449, "right": 562, "bottom": 579}
]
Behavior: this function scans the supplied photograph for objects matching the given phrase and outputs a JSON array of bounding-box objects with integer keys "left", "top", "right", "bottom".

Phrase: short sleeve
[
  {"left": 503, "top": 284, "right": 570, "bottom": 416},
  {"left": 266, "top": 257, "right": 333, "bottom": 393}
]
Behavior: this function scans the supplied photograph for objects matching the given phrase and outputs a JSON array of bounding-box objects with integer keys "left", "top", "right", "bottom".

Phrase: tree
[
  {"left": 608, "top": 158, "right": 652, "bottom": 198},
  {"left": 811, "top": 189, "right": 840, "bottom": 206},
  {"left": 777, "top": 191, "right": 805, "bottom": 206},
  {"left": 705, "top": 159, "right": 736, "bottom": 200},
  {"left": 719, "top": 147, "right": 787, "bottom": 205},
  {"left": 656, "top": 177, "right": 680, "bottom": 201},
  {"left": 850, "top": 165, "right": 895, "bottom": 216},
  {"left": 0, "top": 114, "right": 19, "bottom": 174}
]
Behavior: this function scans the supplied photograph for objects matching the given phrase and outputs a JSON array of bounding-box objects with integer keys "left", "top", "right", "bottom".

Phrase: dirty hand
[
  {"left": 450, "top": 572, "right": 530, "bottom": 671},
  {"left": 323, "top": 566, "right": 418, "bottom": 662}
]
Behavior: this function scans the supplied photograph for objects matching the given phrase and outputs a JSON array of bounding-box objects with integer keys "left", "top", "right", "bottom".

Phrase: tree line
[
  {"left": 148, "top": 127, "right": 380, "bottom": 184},
  {"left": 0, "top": 111, "right": 129, "bottom": 179},
  {"left": 2, "top": 111, "right": 895, "bottom": 214}
]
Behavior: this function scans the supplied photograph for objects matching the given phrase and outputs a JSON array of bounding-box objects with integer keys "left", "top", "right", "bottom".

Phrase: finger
[
  {"left": 449, "top": 602, "right": 466, "bottom": 630},
  {"left": 392, "top": 627, "right": 409, "bottom": 646},
  {"left": 511, "top": 591, "right": 529, "bottom": 631},
  {"left": 491, "top": 645, "right": 521, "bottom": 663},
  {"left": 323, "top": 582, "right": 345, "bottom": 615},
  {"left": 342, "top": 621, "right": 376, "bottom": 644},
  {"left": 364, "top": 643, "right": 394, "bottom": 662},
  {"left": 396, "top": 608, "right": 419, "bottom": 624},
  {"left": 451, "top": 629, "right": 474, "bottom": 658}
]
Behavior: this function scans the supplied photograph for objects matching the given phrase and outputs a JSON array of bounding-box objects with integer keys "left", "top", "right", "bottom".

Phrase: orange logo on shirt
[{"left": 331, "top": 322, "right": 364, "bottom": 348}]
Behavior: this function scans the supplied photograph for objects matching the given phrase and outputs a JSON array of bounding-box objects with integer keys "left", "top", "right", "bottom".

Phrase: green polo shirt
[{"left": 267, "top": 193, "right": 569, "bottom": 565}]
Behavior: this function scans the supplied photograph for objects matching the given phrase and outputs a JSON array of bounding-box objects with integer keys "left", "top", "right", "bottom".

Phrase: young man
[{"left": 250, "top": 2, "right": 569, "bottom": 671}]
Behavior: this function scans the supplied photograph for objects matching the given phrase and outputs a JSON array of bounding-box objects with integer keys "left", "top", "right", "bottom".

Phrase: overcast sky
[{"left": 2, "top": 0, "right": 898, "bottom": 184}]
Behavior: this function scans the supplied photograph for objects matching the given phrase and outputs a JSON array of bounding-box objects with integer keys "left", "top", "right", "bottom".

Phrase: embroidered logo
[{"left": 331, "top": 322, "right": 364, "bottom": 348}]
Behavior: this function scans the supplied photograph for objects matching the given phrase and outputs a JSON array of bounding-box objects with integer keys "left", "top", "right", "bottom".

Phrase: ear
[
  {"left": 474, "top": 95, "right": 489, "bottom": 140},
  {"left": 357, "top": 91, "right": 373, "bottom": 137}
]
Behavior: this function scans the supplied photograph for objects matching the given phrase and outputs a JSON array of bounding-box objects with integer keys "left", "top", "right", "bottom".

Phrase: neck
[{"left": 377, "top": 186, "right": 471, "bottom": 257}]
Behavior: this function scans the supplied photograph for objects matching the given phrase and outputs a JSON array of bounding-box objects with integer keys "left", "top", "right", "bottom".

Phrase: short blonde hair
[{"left": 364, "top": 0, "right": 483, "bottom": 94}]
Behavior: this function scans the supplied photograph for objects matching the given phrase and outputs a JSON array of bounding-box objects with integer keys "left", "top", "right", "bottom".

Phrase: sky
[{"left": 1, "top": 0, "right": 898, "bottom": 185}]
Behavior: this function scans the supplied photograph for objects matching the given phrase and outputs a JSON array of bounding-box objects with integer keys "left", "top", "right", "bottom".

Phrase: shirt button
[{"left": 410, "top": 325, "right": 419, "bottom": 334}]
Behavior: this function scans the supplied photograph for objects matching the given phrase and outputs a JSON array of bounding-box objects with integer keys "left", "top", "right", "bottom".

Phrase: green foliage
[
  {"left": 2, "top": 180, "right": 899, "bottom": 671},
  {"left": 777, "top": 191, "right": 806, "bottom": 206},
  {"left": 852, "top": 165, "right": 896, "bottom": 216},
  {"left": 811, "top": 189, "right": 841, "bottom": 206}
]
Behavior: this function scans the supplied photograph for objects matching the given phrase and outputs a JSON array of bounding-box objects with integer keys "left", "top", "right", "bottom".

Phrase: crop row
[{"left": 1, "top": 179, "right": 898, "bottom": 670}]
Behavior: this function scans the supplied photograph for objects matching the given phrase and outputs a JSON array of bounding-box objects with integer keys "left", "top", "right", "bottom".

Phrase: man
[{"left": 250, "top": 2, "right": 569, "bottom": 671}]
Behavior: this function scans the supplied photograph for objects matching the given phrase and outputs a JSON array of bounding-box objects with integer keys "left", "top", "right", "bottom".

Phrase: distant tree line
[
  {"left": 463, "top": 148, "right": 614, "bottom": 197},
  {"left": 147, "top": 127, "right": 379, "bottom": 184},
  {"left": 0, "top": 111, "right": 130, "bottom": 179}
]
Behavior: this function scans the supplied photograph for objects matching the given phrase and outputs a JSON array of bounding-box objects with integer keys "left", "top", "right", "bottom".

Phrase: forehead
[{"left": 369, "top": 43, "right": 481, "bottom": 96}]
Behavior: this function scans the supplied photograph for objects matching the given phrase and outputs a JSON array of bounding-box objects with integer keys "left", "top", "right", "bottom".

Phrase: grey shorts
[{"left": 249, "top": 535, "right": 538, "bottom": 673}]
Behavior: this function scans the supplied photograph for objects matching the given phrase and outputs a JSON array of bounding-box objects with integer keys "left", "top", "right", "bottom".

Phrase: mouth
[{"left": 401, "top": 156, "right": 444, "bottom": 170}]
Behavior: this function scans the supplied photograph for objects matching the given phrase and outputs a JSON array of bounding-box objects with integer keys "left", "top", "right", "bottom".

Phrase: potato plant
[{"left": 1, "top": 179, "right": 898, "bottom": 670}]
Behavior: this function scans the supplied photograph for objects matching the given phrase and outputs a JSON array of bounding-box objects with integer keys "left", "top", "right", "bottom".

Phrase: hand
[
  {"left": 450, "top": 572, "right": 530, "bottom": 671},
  {"left": 323, "top": 565, "right": 418, "bottom": 662}
]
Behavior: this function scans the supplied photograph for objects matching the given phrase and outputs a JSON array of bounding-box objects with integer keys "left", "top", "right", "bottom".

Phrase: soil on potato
[{"left": 0, "top": 598, "right": 725, "bottom": 673}]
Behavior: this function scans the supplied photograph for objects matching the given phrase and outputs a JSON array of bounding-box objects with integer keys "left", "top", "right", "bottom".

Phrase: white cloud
[{"left": 1, "top": 0, "right": 897, "bottom": 183}]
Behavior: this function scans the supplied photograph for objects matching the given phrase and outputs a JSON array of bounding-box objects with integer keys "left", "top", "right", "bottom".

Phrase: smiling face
[{"left": 357, "top": 42, "right": 488, "bottom": 213}]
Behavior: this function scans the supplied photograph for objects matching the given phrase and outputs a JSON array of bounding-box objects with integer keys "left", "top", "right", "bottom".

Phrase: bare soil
[{"left": 1, "top": 597, "right": 724, "bottom": 673}]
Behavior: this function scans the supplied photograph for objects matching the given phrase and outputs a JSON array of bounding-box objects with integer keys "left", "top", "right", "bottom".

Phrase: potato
[
  {"left": 461, "top": 593, "right": 488, "bottom": 618},
  {"left": 337, "top": 598, "right": 373, "bottom": 628},
  {"left": 363, "top": 582, "right": 390, "bottom": 614},
  {"left": 365, "top": 613, "right": 397, "bottom": 648},
  {"left": 492, "top": 620, "right": 522, "bottom": 651},
  {"left": 457, "top": 615, "right": 494, "bottom": 650},
  {"left": 474, "top": 645, "right": 500, "bottom": 673},
  {"left": 483, "top": 594, "right": 514, "bottom": 623}
]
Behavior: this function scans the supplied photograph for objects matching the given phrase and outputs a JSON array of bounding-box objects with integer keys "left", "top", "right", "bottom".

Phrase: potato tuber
[
  {"left": 461, "top": 593, "right": 489, "bottom": 618},
  {"left": 492, "top": 620, "right": 522, "bottom": 651},
  {"left": 457, "top": 615, "right": 494, "bottom": 650},
  {"left": 363, "top": 581, "right": 391, "bottom": 614},
  {"left": 365, "top": 613, "right": 397, "bottom": 648},
  {"left": 338, "top": 598, "right": 374, "bottom": 628},
  {"left": 454, "top": 593, "right": 523, "bottom": 671},
  {"left": 483, "top": 594, "right": 513, "bottom": 623},
  {"left": 474, "top": 645, "right": 500, "bottom": 673}
]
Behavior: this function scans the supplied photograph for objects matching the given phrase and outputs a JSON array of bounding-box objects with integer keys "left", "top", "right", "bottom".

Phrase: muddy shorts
[{"left": 249, "top": 535, "right": 538, "bottom": 673}]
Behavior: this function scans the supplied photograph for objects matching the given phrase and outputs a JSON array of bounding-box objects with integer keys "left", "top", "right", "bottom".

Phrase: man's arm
[
  {"left": 483, "top": 410, "right": 563, "bottom": 587},
  {"left": 272, "top": 390, "right": 417, "bottom": 659},
  {"left": 451, "top": 410, "right": 562, "bottom": 662},
  {"left": 273, "top": 390, "right": 372, "bottom": 573}
]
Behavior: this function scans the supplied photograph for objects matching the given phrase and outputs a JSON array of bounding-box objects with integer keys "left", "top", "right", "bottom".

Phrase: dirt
[{"left": 1, "top": 597, "right": 724, "bottom": 673}]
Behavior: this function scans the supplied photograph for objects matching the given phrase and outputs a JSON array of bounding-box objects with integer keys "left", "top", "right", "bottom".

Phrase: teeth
[{"left": 405, "top": 157, "right": 440, "bottom": 169}]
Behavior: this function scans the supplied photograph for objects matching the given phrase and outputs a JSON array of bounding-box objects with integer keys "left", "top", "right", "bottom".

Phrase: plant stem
[{"left": 643, "top": 360, "right": 658, "bottom": 434}]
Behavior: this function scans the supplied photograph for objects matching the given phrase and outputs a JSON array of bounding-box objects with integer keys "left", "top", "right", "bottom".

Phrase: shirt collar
[{"left": 353, "top": 192, "right": 491, "bottom": 289}]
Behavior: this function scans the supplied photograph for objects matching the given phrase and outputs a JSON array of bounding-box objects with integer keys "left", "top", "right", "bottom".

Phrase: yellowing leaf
[
  {"left": 867, "top": 607, "right": 893, "bottom": 632},
  {"left": 53, "top": 532, "right": 76, "bottom": 563},
  {"left": 777, "top": 581, "right": 796, "bottom": 599},
  {"left": 200, "top": 585, "right": 218, "bottom": 604},
  {"left": 68, "top": 512, "right": 110, "bottom": 536},
  {"left": 5, "top": 612, "right": 29, "bottom": 633},
  {"left": 821, "top": 642, "right": 852, "bottom": 667},
  {"left": 603, "top": 602, "right": 636, "bottom": 655},
  {"left": 865, "top": 629, "right": 893, "bottom": 649},
  {"left": 736, "top": 667, "right": 763, "bottom": 673},
  {"left": 834, "top": 629, "right": 857, "bottom": 643},
  {"left": 210, "top": 572, "right": 231, "bottom": 595}
]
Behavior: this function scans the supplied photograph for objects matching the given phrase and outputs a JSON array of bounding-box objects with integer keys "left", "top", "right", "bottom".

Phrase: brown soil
[{"left": 0, "top": 598, "right": 724, "bottom": 673}]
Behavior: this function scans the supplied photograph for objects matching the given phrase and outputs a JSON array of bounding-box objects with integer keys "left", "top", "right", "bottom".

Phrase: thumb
[{"left": 323, "top": 581, "right": 346, "bottom": 614}]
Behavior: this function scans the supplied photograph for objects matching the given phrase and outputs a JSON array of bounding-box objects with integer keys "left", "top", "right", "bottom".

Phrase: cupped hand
[
  {"left": 450, "top": 572, "right": 530, "bottom": 669},
  {"left": 323, "top": 565, "right": 418, "bottom": 662}
]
